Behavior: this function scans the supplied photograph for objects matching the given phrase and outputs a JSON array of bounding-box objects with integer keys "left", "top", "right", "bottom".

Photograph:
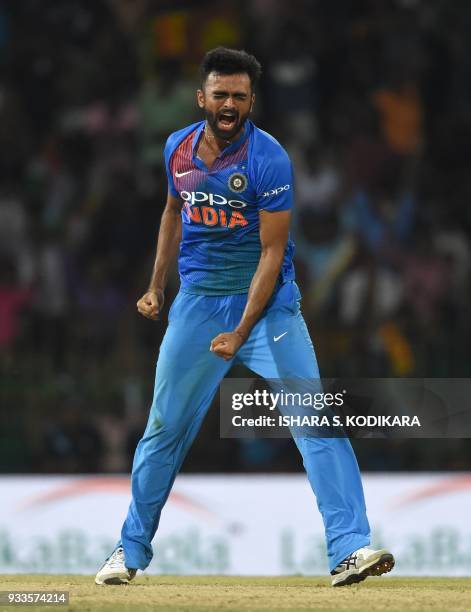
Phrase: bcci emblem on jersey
[{"left": 228, "top": 172, "right": 248, "bottom": 193}]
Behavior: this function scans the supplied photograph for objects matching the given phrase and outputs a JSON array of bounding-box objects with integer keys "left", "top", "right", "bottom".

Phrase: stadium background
[{"left": 1, "top": 0, "right": 471, "bottom": 572}]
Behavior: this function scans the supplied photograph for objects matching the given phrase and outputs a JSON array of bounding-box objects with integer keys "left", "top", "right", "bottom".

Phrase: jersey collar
[{"left": 192, "top": 120, "right": 252, "bottom": 169}]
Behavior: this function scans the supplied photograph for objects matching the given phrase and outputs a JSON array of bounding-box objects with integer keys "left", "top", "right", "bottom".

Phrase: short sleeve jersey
[{"left": 164, "top": 120, "right": 295, "bottom": 295}]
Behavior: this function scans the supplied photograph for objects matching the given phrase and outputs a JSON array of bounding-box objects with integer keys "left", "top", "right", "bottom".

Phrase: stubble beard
[{"left": 204, "top": 108, "right": 250, "bottom": 142}]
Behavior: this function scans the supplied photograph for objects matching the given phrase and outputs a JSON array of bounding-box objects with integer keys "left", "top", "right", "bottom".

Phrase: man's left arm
[{"left": 210, "top": 209, "right": 290, "bottom": 360}]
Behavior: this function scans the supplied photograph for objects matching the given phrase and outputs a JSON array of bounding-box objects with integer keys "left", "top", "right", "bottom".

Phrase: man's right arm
[{"left": 136, "top": 190, "right": 182, "bottom": 321}]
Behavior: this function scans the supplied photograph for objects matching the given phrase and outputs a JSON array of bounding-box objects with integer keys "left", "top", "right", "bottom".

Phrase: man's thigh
[
  {"left": 148, "top": 292, "right": 232, "bottom": 431},
  {"left": 237, "top": 284, "right": 320, "bottom": 380}
]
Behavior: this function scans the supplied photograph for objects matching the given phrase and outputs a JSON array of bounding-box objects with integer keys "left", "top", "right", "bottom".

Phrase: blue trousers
[{"left": 120, "top": 282, "right": 370, "bottom": 572}]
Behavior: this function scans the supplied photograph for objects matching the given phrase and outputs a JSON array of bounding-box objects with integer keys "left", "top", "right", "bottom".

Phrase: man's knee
[{"left": 140, "top": 410, "right": 191, "bottom": 446}]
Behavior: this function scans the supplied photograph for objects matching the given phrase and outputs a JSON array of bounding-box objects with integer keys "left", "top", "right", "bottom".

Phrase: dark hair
[{"left": 200, "top": 47, "right": 262, "bottom": 90}]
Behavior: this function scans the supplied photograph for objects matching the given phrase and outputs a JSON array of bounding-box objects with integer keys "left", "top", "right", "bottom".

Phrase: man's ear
[
  {"left": 250, "top": 93, "right": 256, "bottom": 112},
  {"left": 196, "top": 89, "right": 205, "bottom": 109}
]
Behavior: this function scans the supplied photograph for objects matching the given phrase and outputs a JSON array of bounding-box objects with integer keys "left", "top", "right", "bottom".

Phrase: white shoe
[
  {"left": 95, "top": 547, "right": 137, "bottom": 585},
  {"left": 331, "top": 546, "right": 394, "bottom": 587}
]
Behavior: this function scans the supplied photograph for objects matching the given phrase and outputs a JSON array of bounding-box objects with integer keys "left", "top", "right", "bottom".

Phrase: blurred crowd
[{"left": 1, "top": 0, "right": 470, "bottom": 473}]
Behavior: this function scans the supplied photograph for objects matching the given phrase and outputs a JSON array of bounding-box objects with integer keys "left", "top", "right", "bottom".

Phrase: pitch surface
[{"left": 1, "top": 575, "right": 469, "bottom": 611}]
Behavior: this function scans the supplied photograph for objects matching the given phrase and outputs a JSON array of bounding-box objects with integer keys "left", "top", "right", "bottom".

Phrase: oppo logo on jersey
[
  {"left": 180, "top": 191, "right": 247, "bottom": 209},
  {"left": 262, "top": 184, "right": 290, "bottom": 198}
]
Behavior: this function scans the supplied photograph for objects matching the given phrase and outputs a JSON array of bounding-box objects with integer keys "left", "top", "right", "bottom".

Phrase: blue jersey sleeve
[
  {"left": 163, "top": 136, "right": 179, "bottom": 197},
  {"left": 255, "top": 146, "right": 294, "bottom": 212}
]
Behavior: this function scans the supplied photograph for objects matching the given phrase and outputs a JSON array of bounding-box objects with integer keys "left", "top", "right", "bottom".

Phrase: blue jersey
[{"left": 164, "top": 120, "right": 295, "bottom": 295}]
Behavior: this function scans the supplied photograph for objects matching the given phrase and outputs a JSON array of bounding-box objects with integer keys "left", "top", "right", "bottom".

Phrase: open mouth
[{"left": 217, "top": 111, "right": 238, "bottom": 130}]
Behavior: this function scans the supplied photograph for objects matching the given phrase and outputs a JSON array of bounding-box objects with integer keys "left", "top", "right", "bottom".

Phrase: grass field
[{"left": 1, "top": 575, "right": 470, "bottom": 612}]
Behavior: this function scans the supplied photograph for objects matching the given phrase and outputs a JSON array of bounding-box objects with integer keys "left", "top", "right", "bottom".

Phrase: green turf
[{"left": 1, "top": 575, "right": 469, "bottom": 612}]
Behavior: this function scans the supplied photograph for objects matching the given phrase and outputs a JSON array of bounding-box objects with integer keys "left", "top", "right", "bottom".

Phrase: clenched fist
[
  {"left": 136, "top": 289, "right": 164, "bottom": 321},
  {"left": 210, "top": 331, "right": 246, "bottom": 361}
]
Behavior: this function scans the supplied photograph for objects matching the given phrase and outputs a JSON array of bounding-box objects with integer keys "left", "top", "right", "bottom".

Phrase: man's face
[{"left": 197, "top": 71, "right": 255, "bottom": 140}]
